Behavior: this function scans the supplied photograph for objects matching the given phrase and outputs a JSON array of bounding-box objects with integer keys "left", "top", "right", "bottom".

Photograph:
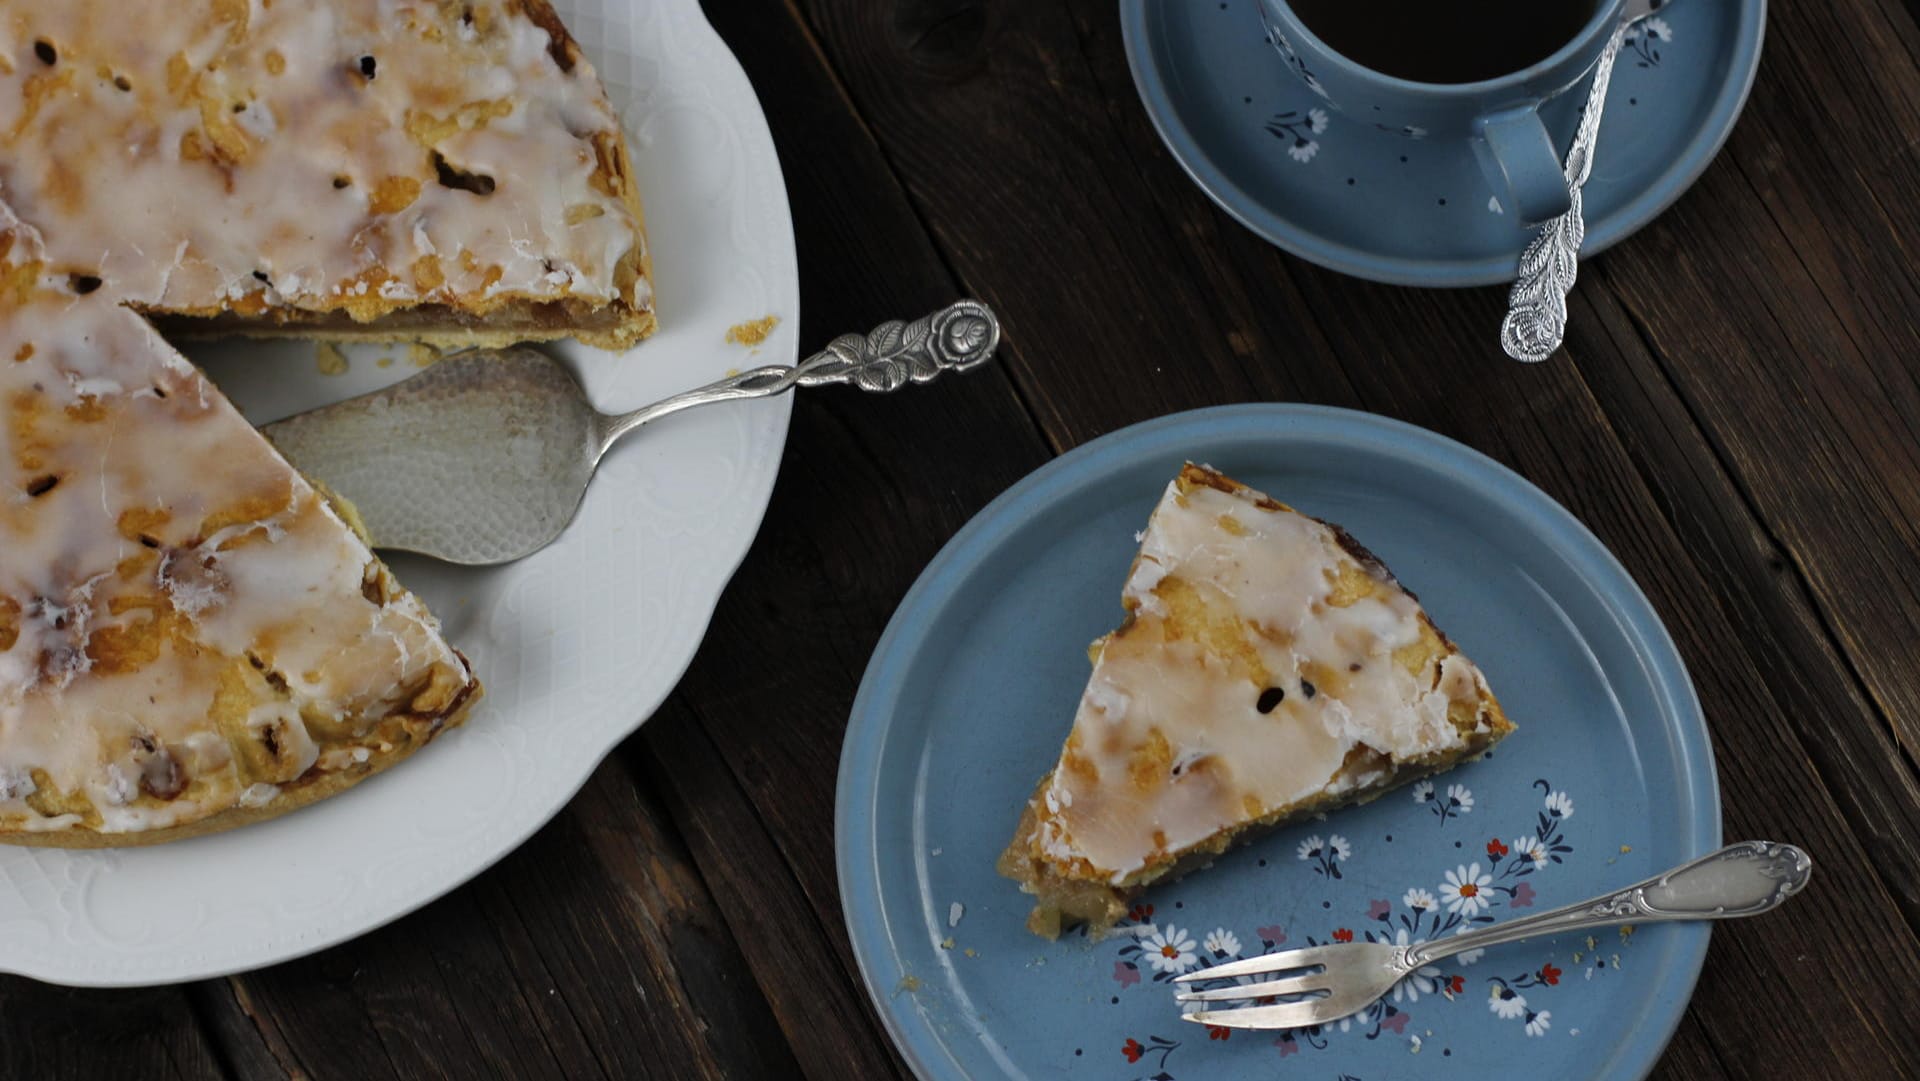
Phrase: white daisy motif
[
  {"left": 1452, "top": 924, "right": 1486, "bottom": 965},
  {"left": 1544, "top": 790, "right": 1575, "bottom": 819},
  {"left": 1526, "top": 1009, "right": 1554, "bottom": 1037},
  {"left": 1327, "top": 834, "right": 1351, "bottom": 861},
  {"left": 1288, "top": 139, "right": 1320, "bottom": 163},
  {"left": 1644, "top": 16, "right": 1671, "bottom": 41},
  {"left": 1297, "top": 834, "right": 1324, "bottom": 861},
  {"left": 1445, "top": 783, "right": 1474, "bottom": 813},
  {"left": 1514, "top": 836, "right": 1549, "bottom": 866},
  {"left": 1142, "top": 925, "right": 1199, "bottom": 974},
  {"left": 1440, "top": 863, "right": 1493, "bottom": 917},
  {"left": 1411, "top": 780, "right": 1435, "bottom": 803},
  {"left": 1489, "top": 983, "right": 1528, "bottom": 1019},
  {"left": 1381, "top": 928, "right": 1443, "bottom": 1002},
  {"left": 1203, "top": 928, "right": 1240, "bottom": 957},
  {"left": 1307, "top": 107, "right": 1329, "bottom": 134},
  {"left": 1403, "top": 887, "right": 1437, "bottom": 912}
]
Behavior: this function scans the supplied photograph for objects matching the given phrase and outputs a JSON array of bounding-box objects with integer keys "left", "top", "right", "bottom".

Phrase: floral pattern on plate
[{"left": 1102, "top": 779, "right": 1629, "bottom": 1079}]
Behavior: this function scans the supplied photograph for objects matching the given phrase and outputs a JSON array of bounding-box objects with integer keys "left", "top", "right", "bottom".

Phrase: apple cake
[
  {"left": 0, "top": 0, "right": 654, "bottom": 844},
  {"left": 999, "top": 465, "right": 1515, "bottom": 937}
]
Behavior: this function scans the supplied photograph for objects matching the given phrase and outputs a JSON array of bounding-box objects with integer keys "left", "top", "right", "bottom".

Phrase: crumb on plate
[
  {"left": 316, "top": 342, "right": 348, "bottom": 375},
  {"left": 726, "top": 314, "right": 779, "bottom": 346}
]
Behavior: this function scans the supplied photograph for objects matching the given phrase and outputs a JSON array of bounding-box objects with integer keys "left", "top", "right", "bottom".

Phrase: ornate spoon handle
[
  {"left": 1407, "top": 841, "right": 1812, "bottom": 967},
  {"left": 1499, "top": 18, "right": 1630, "bottom": 363},
  {"left": 599, "top": 300, "right": 1000, "bottom": 447}
]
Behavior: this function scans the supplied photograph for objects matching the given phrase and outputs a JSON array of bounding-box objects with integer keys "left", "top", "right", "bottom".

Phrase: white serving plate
[{"left": 0, "top": 0, "right": 796, "bottom": 986}]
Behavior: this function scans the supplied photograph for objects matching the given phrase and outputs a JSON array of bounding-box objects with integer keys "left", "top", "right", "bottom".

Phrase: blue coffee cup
[{"left": 1256, "top": 0, "right": 1625, "bottom": 226}]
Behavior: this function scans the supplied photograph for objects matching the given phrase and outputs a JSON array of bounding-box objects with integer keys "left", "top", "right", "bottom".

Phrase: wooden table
[{"left": 11, "top": 1, "right": 1920, "bottom": 1077}]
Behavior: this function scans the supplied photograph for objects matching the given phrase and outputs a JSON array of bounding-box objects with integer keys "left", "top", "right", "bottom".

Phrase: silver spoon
[
  {"left": 1500, "top": 0, "right": 1663, "bottom": 362},
  {"left": 263, "top": 300, "right": 1001, "bottom": 564}
]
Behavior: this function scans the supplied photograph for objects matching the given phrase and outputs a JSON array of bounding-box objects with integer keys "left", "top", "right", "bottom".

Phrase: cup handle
[{"left": 1474, "top": 105, "right": 1570, "bottom": 226}]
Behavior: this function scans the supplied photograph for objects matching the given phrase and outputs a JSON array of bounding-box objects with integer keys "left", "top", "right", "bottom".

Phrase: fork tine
[
  {"left": 1181, "top": 998, "right": 1350, "bottom": 1031},
  {"left": 1173, "top": 971, "right": 1327, "bottom": 1003},
  {"left": 1171, "top": 943, "right": 1347, "bottom": 983}
]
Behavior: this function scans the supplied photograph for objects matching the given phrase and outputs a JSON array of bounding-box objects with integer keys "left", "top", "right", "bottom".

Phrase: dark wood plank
[
  {"left": 1573, "top": 258, "right": 1920, "bottom": 928},
  {"left": 219, "top": 754, "right": 799, "bottom": 1081},
  {"left": 186, "top": 979, "right": 298, "bottom": 1081},
  {"left": 0, "top": 981, "right": 228, "bottom": 1081},
  {"left": 638, "top": 712, "right": 911, "bottom": 1080},
  {"left": 1596, "top": 0, "right": 1920, "bottom": 759}
]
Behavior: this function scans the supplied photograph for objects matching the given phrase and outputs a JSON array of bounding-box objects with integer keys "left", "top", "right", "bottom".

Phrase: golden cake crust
[{"left": 1000, "top": 464, "right": 1515, "bottom": 937}]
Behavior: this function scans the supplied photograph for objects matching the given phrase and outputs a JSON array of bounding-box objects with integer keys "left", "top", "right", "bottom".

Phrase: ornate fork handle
[
  {"left": 1499, "top": 18, "right": 1630, "bottom": 363},
  {"left": 601, "top": 300, "right": 1000, "bottom": 446},
  {"left": 1405, "top": 841, "right": 1813, "bottom": 968}
]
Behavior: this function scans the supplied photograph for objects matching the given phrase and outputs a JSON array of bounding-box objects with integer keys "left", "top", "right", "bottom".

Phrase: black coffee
[{"left": 1288, "top": 0, "right": 1600, "bottom": 84}]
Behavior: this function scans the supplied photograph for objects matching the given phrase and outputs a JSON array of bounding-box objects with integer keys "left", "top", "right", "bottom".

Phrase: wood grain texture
[
  {"left": 208, "top": 755, "right": 800, "bottom": 1081},
  {"left": 8, "top": 0, "right": 1920, "bottom": 1077},
  {"left": 0, "top": 982, "right": 228, "bottom": 1081}
]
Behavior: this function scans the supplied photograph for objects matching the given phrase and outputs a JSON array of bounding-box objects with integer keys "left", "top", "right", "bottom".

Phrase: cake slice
[
  {"left": 0, "top": 294, "right": 478, "bottom": 844},
  {"left": 999, "top": 465, "right": 1514, "bottom": 937}
]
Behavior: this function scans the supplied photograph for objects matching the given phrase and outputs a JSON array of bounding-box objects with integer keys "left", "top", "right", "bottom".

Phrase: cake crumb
[
  {"left": 1619, "top": 844, "right": 1632, "bottom": 854},
  {"left": 1620, "top": 925, "right": 1635, "bottom": 940},
  {"left": 963, "top": 948, "right": 977, "bottom": 958},
  {"left": 315, "top": 342, "right": 348, "bottom": 376},
  {"left": 726, "top": 314, "right": 779, "bottom": 346},
  {"left": 376, "top": 356, "right": 393, "bottom": 368},
  {"left": 894, "top": 975, "right": 922, "bottom": 995},
  {"left": 949, "top": 902, "right": 965, "bottom": 928},
  {"left": 931, "top": 848, "right": 943, "bottom": 857},
  {"left": 408, "top": 342, "right": 441, "bottom": 367},
  {"left": 940, "top": 937, "right": 955, "bottom": 950}
]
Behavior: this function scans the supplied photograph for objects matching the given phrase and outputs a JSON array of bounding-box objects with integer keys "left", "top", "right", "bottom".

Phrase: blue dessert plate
[
  {"left": 1120, "top": 0, "right": 1765, "bottom": 285},
  {"left": 838, "top": 405, "right": 1720, "bottom": 1080}
]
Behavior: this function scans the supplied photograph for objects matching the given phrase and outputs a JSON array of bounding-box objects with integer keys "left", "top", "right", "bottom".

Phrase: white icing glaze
[
  {"left": 0, "top": 291, "right": 470, "bottom": 832},
  {"left": 1035, "top": 472, "right": 1493, "bottom": 883},
  {"left": 0, "top": 0, "right": 649, "bottom": 321}
]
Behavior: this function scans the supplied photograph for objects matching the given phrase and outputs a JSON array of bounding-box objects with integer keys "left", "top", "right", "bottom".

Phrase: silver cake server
[{"left": 263, "top": 300, "right": 1001, "bottom": 565}]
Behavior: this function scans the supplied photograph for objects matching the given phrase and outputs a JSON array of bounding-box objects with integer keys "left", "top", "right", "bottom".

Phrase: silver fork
[{"left": 1173, "top": 840, "right": 1810, "bottom": 1030}]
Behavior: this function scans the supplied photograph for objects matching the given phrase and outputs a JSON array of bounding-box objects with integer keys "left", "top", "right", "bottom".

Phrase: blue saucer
[
  {"left": 837, "top": 405, "right": 1720, "bottom": 1080},
  {"left": 1120, "top": 0, "right": 1765, "bottom": 285}
]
